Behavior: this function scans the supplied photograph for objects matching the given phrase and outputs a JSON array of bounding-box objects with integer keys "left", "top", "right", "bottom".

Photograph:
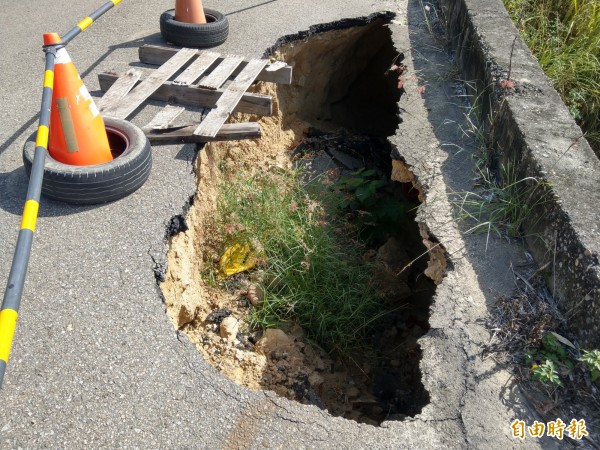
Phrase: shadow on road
[{"left": 0, "top": 166, "right": 97, "bottom": 217}]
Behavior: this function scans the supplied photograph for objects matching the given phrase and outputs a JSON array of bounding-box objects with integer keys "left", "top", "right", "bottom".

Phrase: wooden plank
[
  {"left": 173, "top": 51, "right": 220, "bottom": 86},
  {"left": 139, "top": 45, "right": 292, "bottom": 85},
  {"left": 194, "top": 59, "right": 268, "bottom": 138},
  {"left": 147, "top": 122, "right": 261, "bottom": 144},
  {"left": 97, "top": 69, "right": 141, "bottom": 111},
  {"left": 197, "top": 56, "right": 244, "bottom": 90},
  {"left": 142, "top": 105, "right": 185, "bottom": 131},
  {"left": 98, "top": 72, "right": 273, "bottom": 116},
  {"left": 103, "top": 47, "right": 197, "bottom": 119}
]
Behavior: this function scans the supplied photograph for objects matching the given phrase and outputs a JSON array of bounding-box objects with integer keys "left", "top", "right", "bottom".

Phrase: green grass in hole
[
  {"left": 503, "top": 0, "right": 600, "bottom": 149},
  {"left": 213, "top": 168, "right": 388, "bottom": 354}
]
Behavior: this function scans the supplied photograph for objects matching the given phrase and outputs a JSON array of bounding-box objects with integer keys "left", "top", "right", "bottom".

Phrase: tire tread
[{"left": 23, "top": 118, "right": 152, "bottom": 205}]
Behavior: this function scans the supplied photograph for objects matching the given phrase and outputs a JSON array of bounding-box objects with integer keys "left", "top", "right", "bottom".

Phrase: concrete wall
[{"left": 440, "top": 0, "right": 600, "bottom": 347}]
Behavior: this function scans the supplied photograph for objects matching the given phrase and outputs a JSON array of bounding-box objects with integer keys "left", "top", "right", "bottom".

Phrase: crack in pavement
[
  {"left": 176, "top": 342, "right": 245, "bottom": 405},
  {"left": 409, "top": 416, "right": 461, "bottom": 424},
  {"left": 263, "top": 394, "right": 334, "bottom": 438}
]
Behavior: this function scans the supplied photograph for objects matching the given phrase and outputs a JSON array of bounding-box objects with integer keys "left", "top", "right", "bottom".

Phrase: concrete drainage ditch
[{"left": 161, "top": 14, "right": 447, "bottom": 426}]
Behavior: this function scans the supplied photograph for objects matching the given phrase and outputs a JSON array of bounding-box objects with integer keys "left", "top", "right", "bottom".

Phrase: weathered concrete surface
[
  {"left": 440, "top": 0, "right": 600, "bottom": 348},
  {"left": 0, "top": 0, "right": 569, "bottom": 448}
]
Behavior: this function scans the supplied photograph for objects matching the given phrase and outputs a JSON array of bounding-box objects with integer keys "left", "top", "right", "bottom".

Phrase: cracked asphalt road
[{"left": 0, "top": 0, "right": 560, "bottom": 448}]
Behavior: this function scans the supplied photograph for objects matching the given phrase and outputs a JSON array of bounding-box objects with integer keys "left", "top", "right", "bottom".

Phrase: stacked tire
[
  {"left": 159, "top": 8, "right": 229, "bottom": 48},
  {"left": 23, "top": 118, "right": 152, "bottom": 205}
]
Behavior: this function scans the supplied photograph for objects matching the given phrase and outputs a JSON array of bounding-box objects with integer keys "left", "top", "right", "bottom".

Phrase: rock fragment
[{"left": 219, "top": 316, "right": 240, "bottom": 342}]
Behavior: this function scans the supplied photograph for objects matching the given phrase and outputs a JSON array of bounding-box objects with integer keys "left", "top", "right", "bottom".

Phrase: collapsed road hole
[
  {"left": 161, "top": 13, "right": 444, "bottom": 426},
  {"left": 268, "top": 12, "right": 402, "bottom": 137}
]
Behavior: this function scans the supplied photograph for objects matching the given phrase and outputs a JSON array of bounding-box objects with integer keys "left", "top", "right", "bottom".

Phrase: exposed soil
[{"left": 160, "top": 17, "right": 446, "bottom": 426}]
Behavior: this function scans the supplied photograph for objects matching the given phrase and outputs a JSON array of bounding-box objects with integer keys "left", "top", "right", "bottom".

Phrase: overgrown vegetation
[
  {"left": 450, "top": 93, "right": 550, "bottom": 243},
  {"left": 455, "top": 97, "right": 598, "bottom": 401},
  {"left": 448, "top": 80, "right": 599, "bottom": 431},
  {"left": 208, "top": 167, "right": 399, "bottom": 354},
  {"left": 503, "top": 0, "right": 600, "bottom": 151},
  {"left": 433, "top": 0, "right": 600, "bottom": 434},
  {"left": 454, "top": 162, "right": 549, "bottom": 242},
  {"left": 527, "top": 334, "right": 600, "bottom": 388},
  {"left": 334, "top": 168, "right": 408, "bottom": 244}
]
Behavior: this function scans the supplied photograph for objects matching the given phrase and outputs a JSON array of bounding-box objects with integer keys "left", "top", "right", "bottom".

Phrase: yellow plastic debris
[{"left": 219, "top": 243, "right": 257, "bottom": 277}]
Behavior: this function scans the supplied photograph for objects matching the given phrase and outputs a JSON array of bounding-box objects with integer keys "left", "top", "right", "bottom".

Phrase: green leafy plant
[
  {"left": 525, "top": 333, "right": 572, "bottom": 387},
  {"left": 581, "top": 349, "right": 600, "bottom": 381},
  {"left": 524, "top": 333, "right": 600, "bottom": 387},
  {"left": 540, "top": 332, "right": 571, "bottom": 364},
  {"left": 334, "top": 168, "right": 407, "bottom": 243},
  {"left": 335, "top": 169, "right": 386, "bottom": 207},
  {"left": 532, "top": 360, "right": 563, "bottom": 387},
  {"left": 527, "top": 333, "right": 573, "bottom": 367}
]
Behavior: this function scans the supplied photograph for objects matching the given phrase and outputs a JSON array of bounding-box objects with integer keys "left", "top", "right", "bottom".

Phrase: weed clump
[
  {"left": 210, "top": 167, "right": 389, "bottom": 354},
  {"left": 449, "top": 94, "right": 551, "bottom": 242},
  {"left": 334, "top": 168, "right": 408, "bottom": 244},
  {"left": 453, "top": 163, "right": 550, "bottom": 242}
]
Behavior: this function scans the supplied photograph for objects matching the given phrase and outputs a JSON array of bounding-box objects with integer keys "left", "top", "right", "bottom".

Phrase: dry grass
[{"left": 482, "top": 267, "right": 563, "bottom": 364}]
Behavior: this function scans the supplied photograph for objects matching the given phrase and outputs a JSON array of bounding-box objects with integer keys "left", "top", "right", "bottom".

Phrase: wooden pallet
[{"left": 97, "top": 45, "right": 292, "bottom": 145}]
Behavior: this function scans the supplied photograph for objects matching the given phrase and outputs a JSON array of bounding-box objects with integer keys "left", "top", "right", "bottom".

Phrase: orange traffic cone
[
  {"left": 175, "top": 0, "right": 207, "bottom": 24},
  {"left": 44, "top": 33, "right": 113, "bottom": 166}
]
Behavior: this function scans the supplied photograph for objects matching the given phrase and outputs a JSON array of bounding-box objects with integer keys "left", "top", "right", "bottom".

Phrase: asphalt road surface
[
  {"left": 0, "top": 1, "right": 554, "bottom": 448},
  {"left": 0, "top": 1, "right": 433, "bottom": 448}
]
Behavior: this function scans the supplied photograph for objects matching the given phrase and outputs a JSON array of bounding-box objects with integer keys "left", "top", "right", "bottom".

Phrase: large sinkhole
[{"left": 161, "top": 14, "right": 444, "bottom": 426}]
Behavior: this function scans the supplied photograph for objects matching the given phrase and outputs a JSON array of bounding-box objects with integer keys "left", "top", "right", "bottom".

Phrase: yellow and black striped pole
[
  {"left": 61, "top": 0, "right": 122, "bottom": 44},
  {"left": 0, "top": 0, "right": 124, "bottom": 388},
  {"left": 0, "top": 40, "right": 56, "bottom": 387}
]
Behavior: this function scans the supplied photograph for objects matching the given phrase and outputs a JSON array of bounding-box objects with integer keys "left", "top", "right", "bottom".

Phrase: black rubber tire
[
  {"left": 159, "top": 8, "right": 229, "bottom": 48},
  {"left": 23, "top": 117, "right": 152, "bottom": 205}
]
